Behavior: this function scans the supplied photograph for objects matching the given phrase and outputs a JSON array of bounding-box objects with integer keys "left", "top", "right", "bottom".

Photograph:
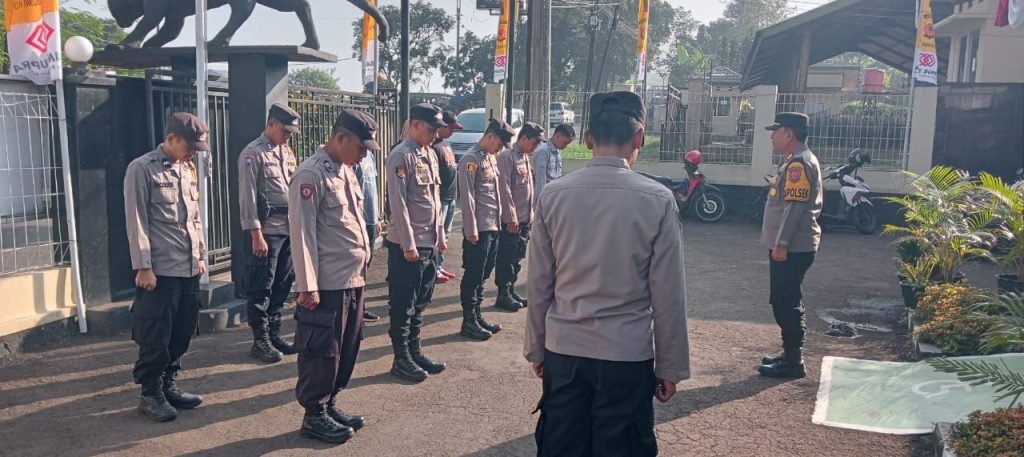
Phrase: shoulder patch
[
  {"left": 783, "top": 162, "right": 811, "bottom": 202},
  {"left": 395, "top": 165, "right": 407, "bottom": 178},
  {"left": 466, "top": 162, "right": 478, "bottom": 174},
  {"left": 300, "top": 184, "right": 315, "bottom": 200}
]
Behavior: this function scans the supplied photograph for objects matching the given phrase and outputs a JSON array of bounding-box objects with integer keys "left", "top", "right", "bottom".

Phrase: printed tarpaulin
[{"left": 4, "top": 0, "right": 63, "bottom": 85}]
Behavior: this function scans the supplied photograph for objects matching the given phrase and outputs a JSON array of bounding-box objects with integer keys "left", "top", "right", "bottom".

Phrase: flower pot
[
  {"left": 997, "top": 274, "right": 1023, "bottom": 294},
  {"left": 900, "top": 283, "right": 922, "bottom": 308}
]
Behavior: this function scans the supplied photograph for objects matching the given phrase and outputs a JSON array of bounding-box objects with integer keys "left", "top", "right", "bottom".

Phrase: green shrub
[
  {"left": 951, "top": 405, "right": 1024, "bottom": 457},
  {"left": 916, "top": 284, "right": 997, "bottom": 356}
]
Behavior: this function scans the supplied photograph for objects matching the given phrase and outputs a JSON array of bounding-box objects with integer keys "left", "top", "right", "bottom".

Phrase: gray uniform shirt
[
  {"left": 458, "top": 144, "right": 502, "bottom": 237},
  {"left": 760, "top": 145, "right": 823, "bottom": 253},
  {"left": 525, "top": 156, "right": 691, "bottom": 383},
  {"left": 497, "top": 145, "right": 534, "bottom": 224},
  {"left": 385, "top": 138, "right": 443, "bottom": 251},
  {"left": 124, "top": 146, "right": 206, "bottom": 278},
  {"left": 238, "top": 133, "right": 297, "bottom": 236},
  {"left": 532, "top": 141, "right": 562, "bottom": 202},
  {"left": 288, "top": 149, "right": 370, "bottom": 292}
]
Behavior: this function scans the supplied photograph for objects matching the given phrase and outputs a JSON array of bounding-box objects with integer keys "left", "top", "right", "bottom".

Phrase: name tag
[{"left": 153, "top": 182, "right": 174, "bottom": 188}]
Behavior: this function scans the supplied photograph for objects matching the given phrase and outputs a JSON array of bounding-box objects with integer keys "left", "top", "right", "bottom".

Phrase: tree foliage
[
  {"left": 289, "top": 67, "right": 340, "bottom": 91},
  {"left": 440, "top": 31, "right": 496, "bottom": 95},
  {"left": 1, "top": 7, "right": 8, "bottom": 73},
  {"left": 351, "top": 1, "right": 454, "bottom": 92},
  {"left": 692, "top": 0, "right": 794, "bottom": 75}
]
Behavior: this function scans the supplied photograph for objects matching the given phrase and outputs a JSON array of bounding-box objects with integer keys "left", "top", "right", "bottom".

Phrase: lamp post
[{"left": 64, "top": 36, "right": 93, "bottom": 76}]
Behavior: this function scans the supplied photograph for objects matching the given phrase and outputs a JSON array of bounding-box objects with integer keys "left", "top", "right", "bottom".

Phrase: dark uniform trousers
[
  {"left": 461, "top": 231, "right": 500, "bottom": 307},
  {"left": 386, "top": 242, "right": 438, "bottom": 342},
  {"left": 245, "top": 233, "right": 295, "bottom": 328},
  {"left": 535, "top": 350, "right": 658, "bottom": 457},
  {"left": 768, "top": 250, "right": 816, "bottom": 354},
  {"left": 131, "top": 275, "right": 201, "bottom": 384},
  {"left": 294, "top": 288, "right": 364, "bottom": 408},
  {"left": 495, "top": 223, "right": 530, "bottom": 287}
]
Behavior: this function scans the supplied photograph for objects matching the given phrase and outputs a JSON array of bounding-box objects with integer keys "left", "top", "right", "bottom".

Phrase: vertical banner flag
[
  {"left": 4, "top": 0, "right": 62, "bottom": 84},
  {"left": 361, "top": 0, "right": 378, "bottom": 86},
  {"left": 493, "top": 0, "right": 510, "bottom": 82},
  {"left": 913, "top": 0, "right": 938, "bottom": 85},
  {"left": 636, "top": 0, "right": 651, "bottom": 82}
]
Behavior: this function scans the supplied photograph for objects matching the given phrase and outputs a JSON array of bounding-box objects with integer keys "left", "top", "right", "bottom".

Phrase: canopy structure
[{"left": 740, "top": 0, "right": 955, "bottom": 91}]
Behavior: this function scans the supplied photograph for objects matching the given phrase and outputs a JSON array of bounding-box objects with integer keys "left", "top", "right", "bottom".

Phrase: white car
[
  {"left": 448, "top": 108, "right": 525, "bottom": 161},
  {"left": 549, "top": 102, "right": 575, "bottom": 127}
]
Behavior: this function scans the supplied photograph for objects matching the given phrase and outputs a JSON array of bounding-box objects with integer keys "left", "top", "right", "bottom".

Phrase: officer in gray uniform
[
  {"left": 124, "top": 112, "right": 208, "bottom": 422},
  {"left": 238, "top": 103, "right": 300, "bottom": 363},
  {"left": 384, "top": 103, "right": 448, "bottom": 382},
  {"left": 758, "top": 112, "right": 822, "bottom": 379},
  {"left": 494, "top": 122, "right": 544, "bottom": 311},
  {"left": 289, "top": 109, "right": 378, "bottom": 444},
  {"left": 457, "top": 118, "right": 516, "bottom": 340}
]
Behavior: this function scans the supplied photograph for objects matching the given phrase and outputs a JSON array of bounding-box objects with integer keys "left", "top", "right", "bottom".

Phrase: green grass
[{"left": 561, "top": 135, "right": 662, "bottom": 160}]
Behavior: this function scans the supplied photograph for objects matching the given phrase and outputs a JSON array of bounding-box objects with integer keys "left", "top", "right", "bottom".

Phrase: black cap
[
  {"left": 269, "top": 103, "right": 301, "bottom": 133},
  {"left": 333, "top": 109, "right": 381, "bottom": 151},
  {"left": 442, "top": 111, "right": 464, "bottom": 130},
  {"left": 167, "top": 112, "right": 210, "bottom": 151},
  {"left": 410, "top": 103, "right": 446, "bottom": 129},
  {"left": 589, "top": 91, "right": 646, "bottom": 127},
  {"left": 519, "top": 121, "right": 545, "bottom": 139},
  {"left": 486, "top": 118, "right": 516, "bottom": 147},
  {"left": 766, "top": 112, "right": 809, "bottom": 132}
]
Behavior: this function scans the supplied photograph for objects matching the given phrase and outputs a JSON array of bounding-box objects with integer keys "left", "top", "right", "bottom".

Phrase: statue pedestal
[{"left": 93, "top": 45, "right": 337, "bottom": 297}]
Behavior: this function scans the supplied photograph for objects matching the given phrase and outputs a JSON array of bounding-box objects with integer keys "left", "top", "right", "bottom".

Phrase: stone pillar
[
  {"left": 907, "top": 86, "right": 938, "bottom": 175},
  {"left": 526, "top": 0, "right": 551, "bottom": 128},
  {"left": 750, "top": 85, "right": 779, "bottom": 186},
  {"left": 685, "top": 78, "right": 705, "bottom": 151}
]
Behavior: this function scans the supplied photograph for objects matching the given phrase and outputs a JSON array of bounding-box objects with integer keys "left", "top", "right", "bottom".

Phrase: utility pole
[
  {"left": 504, "top": 0, "right": 517, "bottom": 123},
  {"left": 455, "top": 0, "right": 462, "bottom": 95},
  {"left": 400, "top": 0, "right": 411, "bottom": 123},
  {"left": 580, "top": 1, "right": 599, "bottom": 142},
  {"left": 594, "top": 3, "right": 620, "bottom": 93},
  {"left": 527, "top": 0, "right": 551, "bottom": 128}
]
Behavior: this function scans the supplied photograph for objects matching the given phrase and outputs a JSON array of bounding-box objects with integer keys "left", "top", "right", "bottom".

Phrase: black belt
[{"left": 267, "top": 206, "right": 289, "bottom": 216}]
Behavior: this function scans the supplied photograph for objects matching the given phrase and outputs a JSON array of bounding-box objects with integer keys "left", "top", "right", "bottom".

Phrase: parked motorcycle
[{"left": 638, "top": 150, "right": 727, "bottom": 223}]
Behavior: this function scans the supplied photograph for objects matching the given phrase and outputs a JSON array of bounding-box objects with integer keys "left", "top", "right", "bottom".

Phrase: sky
[{"left": 59, "top": 0, "right": 818, "bottom": 92}]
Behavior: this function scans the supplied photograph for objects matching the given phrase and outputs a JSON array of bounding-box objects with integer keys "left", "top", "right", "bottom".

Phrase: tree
[
  {"left": 1, "top": 7, "right": 8, "bottom": 73},
  {"left": 289, "top": 67, "right": 340, "bottom": 90},
  {"left": 440, "top": 31, "right": 497, "bottom": 95},
  {"left": 653, "top": 6, "right": 703, "bottom": 86},
  {"left": 351, "top": 1, "right": 454, "bottom": 92},
  {"left": 694, "top": 0, "right": 794, "bottom": 74}
]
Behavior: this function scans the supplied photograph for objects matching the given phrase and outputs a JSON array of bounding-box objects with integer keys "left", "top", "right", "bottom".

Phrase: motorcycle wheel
[
  {"left": 693, "top": 189, "right": 727, "bottom": 223},
  {"left": 854, "top": 204, "right": 879, "bottom": 234}
]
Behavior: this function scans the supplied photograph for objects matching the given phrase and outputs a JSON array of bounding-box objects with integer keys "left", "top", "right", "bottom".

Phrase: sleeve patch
[
  {"left": 300, "top": 184, "right": 314, "bottom": 200},
  {"left": 466, "top": 162, "right": 478, "bottom": 174},
  {"left": 783, "top": 162, "right": 811, "bottom": 202},
  {"left": 395, "top": 165, "right": 407, "bottom": 178}
]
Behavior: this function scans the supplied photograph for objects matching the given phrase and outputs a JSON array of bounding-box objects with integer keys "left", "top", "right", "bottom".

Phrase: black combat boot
[
  {"left": 760, "top": 352, "right": 785, "bottom": 366},
  {"left": 476, "top": 305, "right": 502, "bottom": 334},
  {"left": 138, "top": 378, "right": 178, "bottom": 422},
  {"left": 510, "top": 287, "right": 528, "bottom": 307},
  {"left": 327, "top": 391, "right": 365, "bottom": 430},
  {"left": 460, "top": 307, "right": 493, "bottom": 341},
  {"left": 390, "top": 341, "right": 429, "bottom": 382},
  {"left": 250, "top": 325, "right": 284, "bottom": 363},
  {"left": 268, "top": 320, "right": 297, "bottom": 355},
  {"left": 495, "top": 285, "right": 523, "bottom": 312},
  {"left": 162, "top": 372, "right": 203, "bottom": 409},
  {"left": 758, "top": 349, "right": 806, "bottom": 378},
  {"left": 300, "top": 404, "right": 354, "bottom": 444},
  {"left": 409, "top": 338, "right": 446, "bottom": 374}
]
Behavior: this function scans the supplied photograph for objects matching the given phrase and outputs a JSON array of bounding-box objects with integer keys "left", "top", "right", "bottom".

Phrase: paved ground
[{"left": 2, "top": 220, "right": 1001, "bottom": 456}]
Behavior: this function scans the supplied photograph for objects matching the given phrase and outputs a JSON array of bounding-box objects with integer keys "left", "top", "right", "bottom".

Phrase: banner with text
[
  {"left": 361, "top": 0, "right": 378, "bottom": 86},
  {"left": 913, "top": 0, "right": 938, "bottom": 85},
  {"left": 636, "top": 0, "right": 651, "bottom": 82},
  {"left": 493, "top": 0, "right": 510, "bottom": 82},
  {"left": 4, "top": 0, "right": 63, "bottom": 85}
]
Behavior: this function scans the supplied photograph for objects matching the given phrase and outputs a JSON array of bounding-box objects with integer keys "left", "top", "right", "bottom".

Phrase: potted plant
[
  {"left": 885, "top": 166, "right": 995, "bottom": 284},
  {"left": 978, "top": 173, "right": 1024, "bottom": 294},
  {"left": 894, "top": 237, "right": 929, "bottom": 282},
  {"left": 897, "top": 255, "right": 936, "bottom": 308}
]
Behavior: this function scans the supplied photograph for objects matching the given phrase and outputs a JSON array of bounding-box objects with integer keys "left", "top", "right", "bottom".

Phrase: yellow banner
[
  {"left": 636, "top": 0, "right": 650, "bottom": 80},
  {"left": 913, "top": 0, "right": 938, "bottom": 85},
  {"left": 916, "top": 0, "right": 936, "bottom": 52},
  {"left": 4, "top": 0, "right": 58, "bottom": 29},
  {"left": 361, "top": 0, "right": 377, "bottom": 48},
  {"left": 361, "top": 0, "right": 377, "bottom": 85},
  {"left": 493, "top": 0, "right": 510, "bottom": 82}
]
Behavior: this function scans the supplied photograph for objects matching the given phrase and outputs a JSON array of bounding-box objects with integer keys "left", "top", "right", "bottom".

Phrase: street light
[{"left": 64, "top": 36, "right": 94, "bottom": 75}]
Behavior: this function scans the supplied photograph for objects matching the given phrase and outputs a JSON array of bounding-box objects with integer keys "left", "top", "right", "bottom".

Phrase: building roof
[{"left": 740, "top": 0, "right": 954, "bottom": 90}]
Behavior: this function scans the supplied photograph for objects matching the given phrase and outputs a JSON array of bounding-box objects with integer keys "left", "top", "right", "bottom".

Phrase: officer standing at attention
[
  {"left": 758, "top": 112, "right": 822, "bottom": 379},
  {"left": 238, "top": 103, "right": 300, "bottom": 363},
  {"left": 525, "top": 92, "right": 689, "bottom": 456},
  {"left": 457, "top": 118, "right": 516, "bottom": 340},
  {"left": 432, "top": 111, "right": 464, "bottom": 283},
  {"left": 353, "top": 148, "right": 382, "bottom": 322},
  {"left": 384, "top": 103, "right": 448, "bottom": 382},
  {"left": 494, "top": 122, "right": 544, "bottom": 311},
  {"left": 124, "top": 112, "right": 209, "bottom": 422},
  {"left": 532, "top": 123, "right": 575, "bottom": 201},
  {"left": 289, "top": 109, "right": 378, "bottom": 444}
]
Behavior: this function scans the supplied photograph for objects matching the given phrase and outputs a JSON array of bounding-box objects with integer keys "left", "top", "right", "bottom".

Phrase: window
[
  {"left": 512, "top": 111, "right": 524, "bottom": 128},
  {"left": 958, "top": 30, "right": 981, "bottom": 83},
  {"left": 713, "top": 97, "right": 731, "bottom": 117},
  {"left": 457, "top": 112, "right": 487, "bottom": 133}
]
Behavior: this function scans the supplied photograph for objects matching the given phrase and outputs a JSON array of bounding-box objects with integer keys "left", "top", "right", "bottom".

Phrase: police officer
[
  {"left": 494, "top": 122, "right": 544, "bottom": 311},
  {"left": 124, "top": 112, "right": 208, "bottom": 422},
  {"left": 525, "top": 92, "right": 689, "bottom": 456},
  {"left": 758, "top": 112, "right": 822, "bottom": 379},
  {"left": 384, "top": 103, "right": 448, "bottom": 382},
  {"left": 288, "top": 109, "right": 378, "bottom": 444},
  {"left": 238, "top": 103, "right": 300, "bottom": 363},
  {"left": 457, "top": 118, "right": 516, "bottom": 340},
  {"left": 532, "top": 123, "right": 575, "bottom": 200},
  {"left": 433, "top": 111, "right": 464, "bottom": 283}
]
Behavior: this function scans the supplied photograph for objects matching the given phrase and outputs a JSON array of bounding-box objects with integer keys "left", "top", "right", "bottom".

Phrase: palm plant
[
  {"left": 884, "top": 166, "right": 996, "bottom": 283},
  {"left": 977, "top": 173, "right": 1024, "bottom": 284}
]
